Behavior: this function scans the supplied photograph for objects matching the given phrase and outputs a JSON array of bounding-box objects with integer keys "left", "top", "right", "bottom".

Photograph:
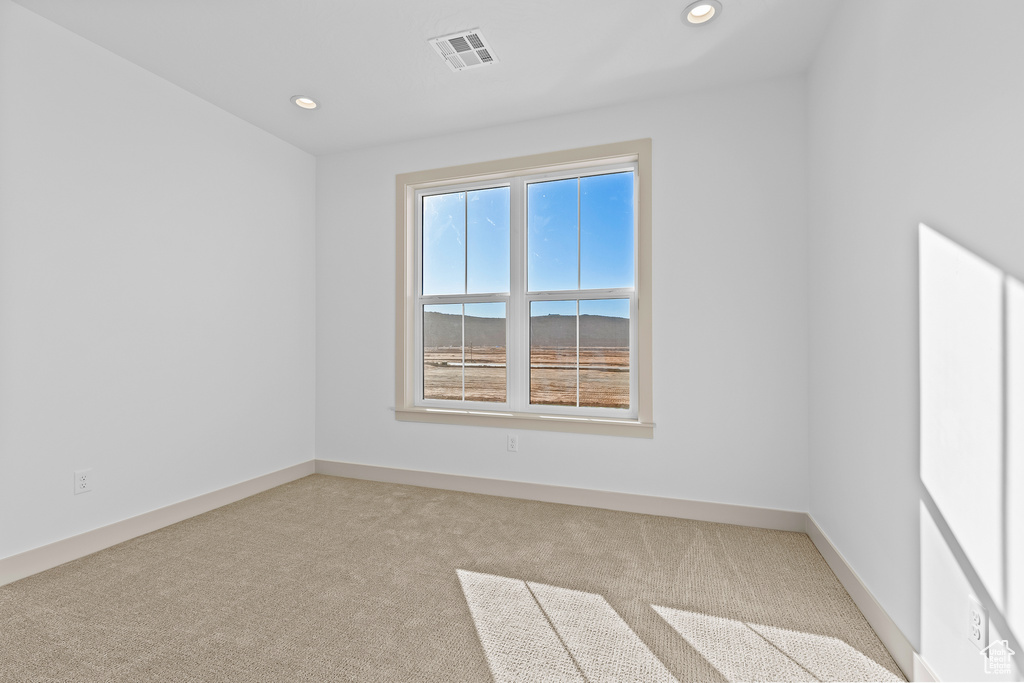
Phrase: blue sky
[
  {"left": 423, "top": 171, "right": 633, "bottom": 318},
  {"left": 528, "top": 172, "right": 634, "bottom": 292},
  {"left": 422, "top": 187, "right": 509, "bottom": 296}
]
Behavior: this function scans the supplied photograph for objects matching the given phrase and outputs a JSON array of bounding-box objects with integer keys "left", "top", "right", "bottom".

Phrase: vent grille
[
  {"left": 429, "top": 28, "right": 498, "bottom": 72},
  {"left": 449, "top": 35, "right": 471, "bottom": 53}
]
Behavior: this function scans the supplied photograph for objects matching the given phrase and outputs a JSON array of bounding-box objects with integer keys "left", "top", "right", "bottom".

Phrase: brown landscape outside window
[
  {"left": 529, "top": 300, "right": 630, "bottom": 409},
  {"left": 424, "top": 306, "right": 507, "bottom": 403}
]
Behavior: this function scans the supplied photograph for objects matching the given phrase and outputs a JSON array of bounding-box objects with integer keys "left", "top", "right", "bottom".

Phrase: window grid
[{"left": 411, "top": 160, "right": 640, "bottom": 421}]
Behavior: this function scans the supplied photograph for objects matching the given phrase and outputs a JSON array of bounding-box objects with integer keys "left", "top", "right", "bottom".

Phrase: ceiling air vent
[{"left": 429, "top": 29, "right": 498, "bottom": 72}]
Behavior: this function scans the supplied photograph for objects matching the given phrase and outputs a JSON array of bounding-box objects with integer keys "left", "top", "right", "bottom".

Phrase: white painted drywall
[
  {"left": 921, "top": 500, "right": 1020, "bottom": 682},
  {"left": 317, "top": 77, "right": 810, "bottom": 512},
  {"left": 0, "top": 1, "right": 316, "bottom": 559},
  {"left": 808, "top": 1, "right": 1024, "bottom": 679},
  {"left": 1008, "top": 276, "right": 1024, "bottom": 646},
  {"left": 919, "top": 225, "right": 1023, "bottom": 680},
  {"left": 919, "top": 225, "right": 1005, "bottom": 606}
]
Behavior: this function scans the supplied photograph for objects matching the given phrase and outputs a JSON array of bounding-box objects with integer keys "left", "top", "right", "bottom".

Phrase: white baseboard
[
  {"left": 912, "top": 652, "right": 939, "bottom": 682},
  {"left": 804, "top": 515, "right": 918, "bottom": 680},
  {"left": 314, "top": 460, "right": 808, "bottom": 531},
  {"left": 0, "top": 460, "right": 315, "bottom": 587}
]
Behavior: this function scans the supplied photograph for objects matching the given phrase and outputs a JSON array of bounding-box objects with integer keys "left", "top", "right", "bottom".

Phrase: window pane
[
  {"left": 423, "top": 192, "right": 465, "bottom": 296},
  {"left": 530, "top": 300, "right": 577, "bottom": 406},
  {"left": 464, "top": 303, "right": 506, "bottom": 403},
  {"left": 579, "top": 299, "right": 630, "bottom": 409},
  {"left": 528, "top": 178, "right": 578, "bottom": 292},
  {"left": 423, "top": 304, "right": 462, "bottom": 400},
  {"left": 581, "top": 172, "right": 634, "bottom": 290},
  {"left": 467, "top": 187, "right": 510, "bottom": 294}
]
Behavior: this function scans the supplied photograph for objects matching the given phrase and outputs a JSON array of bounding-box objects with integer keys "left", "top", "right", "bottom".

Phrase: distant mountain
[
  {"left": 533, "top": 313, "right": 628, "bottom": 347},
  {"left": 424, "top": 312, "right": 505, "bottom": 347},
  {"left": 424, "top": 311, "right": 627, "bottom": 348}
]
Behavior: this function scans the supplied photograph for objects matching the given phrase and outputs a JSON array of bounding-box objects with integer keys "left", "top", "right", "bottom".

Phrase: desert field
[
  {"left": 424, "top": 347, "right": 507, "bottom": 402},
  {"left": 424, "top": 345, "right": 629, "bottom": 408},
  {"left": 529, "top": 346, "right": 629, "bottom": 408}
]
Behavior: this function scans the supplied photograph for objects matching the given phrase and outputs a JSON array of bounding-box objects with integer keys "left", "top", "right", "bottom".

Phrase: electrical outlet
[
  {"left": 507, "top": 434, "right": 518, "bottom": 452},
  {"left": 74, "top": 468, "right": 93, "bottom": 495},
  {"left": 968, "top": 595, "right": 988, "bottom": 651}
]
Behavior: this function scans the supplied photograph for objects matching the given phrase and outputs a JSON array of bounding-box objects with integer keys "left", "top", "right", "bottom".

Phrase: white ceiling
[{"left": 13, "top": 0, "right": 840, "bottom": 156}]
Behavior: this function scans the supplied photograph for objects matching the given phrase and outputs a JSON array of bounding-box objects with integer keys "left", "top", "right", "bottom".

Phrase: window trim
[{"left": 395, "top": 139, "right": 653, "bottom": 438}]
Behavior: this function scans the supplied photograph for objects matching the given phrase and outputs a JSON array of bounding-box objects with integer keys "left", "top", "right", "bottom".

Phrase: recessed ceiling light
[
  {"left": 683, "top": 0, "right": 722, "bottom": 25},
  {"left": 291, "top": 96, "right": 319, "bottom": 110}
]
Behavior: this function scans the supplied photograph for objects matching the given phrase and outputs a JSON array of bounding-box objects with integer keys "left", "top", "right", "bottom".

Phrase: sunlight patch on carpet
[
  {"left": 652, "top": 605, "right": 901, "bottom": 682},
  {"left": 457, "top": 569, "right": 676, "bottom": 683}
]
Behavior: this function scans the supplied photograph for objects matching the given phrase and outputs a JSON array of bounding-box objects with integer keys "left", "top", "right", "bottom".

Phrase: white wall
[
  {"left": 808, "top": 1, "right": 1024, "bottom": 679},
  {"left": 0, "top": 1, "right": 316, "bottom": 559},
  {"left": 919, "top": 225, "right": 1022, "bottom": 681},
  {"left": 317, "top": 77, "right": 809, "bottom": 512}
]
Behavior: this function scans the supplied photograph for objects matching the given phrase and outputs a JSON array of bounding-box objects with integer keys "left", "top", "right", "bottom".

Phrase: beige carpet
[{"left": 0, "top": 474, "right": 904, "bottom": 682}]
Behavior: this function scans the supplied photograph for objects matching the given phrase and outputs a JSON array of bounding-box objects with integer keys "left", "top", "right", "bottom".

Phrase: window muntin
[
  {"left": 423, "top": 302, "right": 507, "bottom": 403},
  {"left": 528, "top": 298, "right": 632, "bottom": 410},
  {"left": 527, "top": 171, "right": 635, "bottom": 292},
  {"left": 529, "top": 299, "right": 579, "bottom": 407},
  {"left": 414, "top": 164, "right": 637, "bottom": 418},
  {"left": 422, "top": 187, "right": 511, "bottom": 296}
]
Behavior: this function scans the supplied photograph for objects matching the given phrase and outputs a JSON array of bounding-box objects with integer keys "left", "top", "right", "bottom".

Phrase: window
[{"left": 396, "top": 140, "right": 652, "bottom": 437}]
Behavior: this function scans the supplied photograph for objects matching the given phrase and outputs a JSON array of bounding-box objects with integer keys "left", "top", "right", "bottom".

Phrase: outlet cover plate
[
  {"left": 74, "top": 468, "right": 93, "bottom": 495},
  {"left": 968, "top": 595, "right": 988, "bottom": 651}
]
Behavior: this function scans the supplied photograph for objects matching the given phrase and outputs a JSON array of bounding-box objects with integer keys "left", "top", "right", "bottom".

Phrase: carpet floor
[{"left": 0, "top": 474, "right": 904, "bottom": 682}]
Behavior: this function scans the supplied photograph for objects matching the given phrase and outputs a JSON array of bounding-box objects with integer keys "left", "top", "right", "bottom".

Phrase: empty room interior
[{"left": 1, "top": 0, "right": 1023, "bottom": 681}]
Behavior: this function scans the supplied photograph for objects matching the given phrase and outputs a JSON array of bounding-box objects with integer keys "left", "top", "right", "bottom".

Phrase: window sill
[{"left": 394, "top": 407, "right": 654, "bottom": 438}]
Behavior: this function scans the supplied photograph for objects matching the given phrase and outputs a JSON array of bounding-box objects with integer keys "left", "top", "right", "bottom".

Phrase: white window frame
[{"left": 396, "top": 140, "right": 653, "bottom": 437}]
